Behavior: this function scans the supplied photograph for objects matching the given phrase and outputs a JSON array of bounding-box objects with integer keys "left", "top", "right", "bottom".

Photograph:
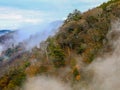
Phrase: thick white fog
[
  {"left": 86, "top": 20, "right": 120, "bottom": 90},
  {"left": 22, "top": 76, "right": 71, "bottom": 90}
]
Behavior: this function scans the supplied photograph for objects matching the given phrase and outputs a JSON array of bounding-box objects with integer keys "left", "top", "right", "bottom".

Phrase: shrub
[{"left": 52, "top": 48, "right": 65, "bottom": 68}]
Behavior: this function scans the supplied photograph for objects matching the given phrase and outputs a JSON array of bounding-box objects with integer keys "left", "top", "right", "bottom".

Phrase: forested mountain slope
[{"left": 0, "top": 0, "right": 120, "bottom": 90}]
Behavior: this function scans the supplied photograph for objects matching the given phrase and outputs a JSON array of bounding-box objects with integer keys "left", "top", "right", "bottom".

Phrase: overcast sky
[{"left": 0, "top": 0, "right": 108, "bottom": 30}]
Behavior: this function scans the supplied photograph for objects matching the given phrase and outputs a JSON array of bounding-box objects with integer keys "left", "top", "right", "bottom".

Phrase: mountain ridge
[{"left": 0, "top": 0, "right": 120, "bottom": 90}]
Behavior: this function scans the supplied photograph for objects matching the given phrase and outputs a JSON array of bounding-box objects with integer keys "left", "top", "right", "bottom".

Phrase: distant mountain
[
  {"left": 0, "top": 30, "right": 11, "bottom": 36},
  {"left": 0, "top": 21, "right": 63, "bottom": 50},
  {"left": 0, "top": 30, "right": 15, "bottom": 51}
]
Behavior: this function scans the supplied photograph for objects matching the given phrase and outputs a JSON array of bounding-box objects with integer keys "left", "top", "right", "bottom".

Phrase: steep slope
[
  {"left": 0, "top": 20, "right": 63, "bottom": 79},
  {"left": 0, "top": 0, "right": 120, "bottom": 90}
]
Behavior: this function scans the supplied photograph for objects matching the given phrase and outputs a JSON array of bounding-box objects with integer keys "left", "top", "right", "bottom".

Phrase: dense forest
[{"left": 0, "top": 0, "right": 120, "bottom": 90}]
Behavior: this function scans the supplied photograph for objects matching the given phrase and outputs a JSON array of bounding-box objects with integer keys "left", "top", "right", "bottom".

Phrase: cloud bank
[
  {"left": 73, "top": 20, "right": 120, "bottom": 90},
  {"left": 87, "top": 20, "right": 120, "bottom": 90},
  {"left": 22, "top": 76, "right": 71, "bottom": 90}
]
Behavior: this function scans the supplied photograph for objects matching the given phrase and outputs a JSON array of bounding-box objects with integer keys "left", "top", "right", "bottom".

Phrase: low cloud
[
  {"left": 21, "top": 20, "right": 120, "bottom": 90},
  {"left": 22, "top": 76, "right": 72, "bottom": 90},
  {"left": 87, "top": 20, "right": 120, "bottom": 90},
  {"left": 73, "top": 20, "right": 120, "bottom": 90}
]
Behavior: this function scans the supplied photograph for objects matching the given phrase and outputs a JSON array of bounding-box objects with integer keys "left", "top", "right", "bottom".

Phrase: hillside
[{"left": 0, "top": 0, "right": 120, "bottom": 90}]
